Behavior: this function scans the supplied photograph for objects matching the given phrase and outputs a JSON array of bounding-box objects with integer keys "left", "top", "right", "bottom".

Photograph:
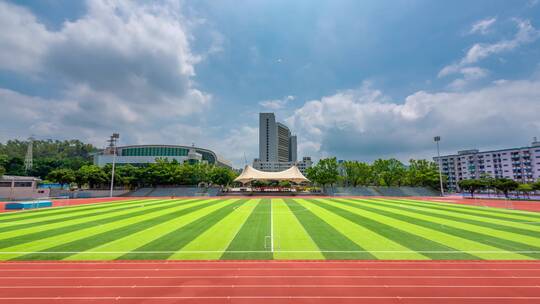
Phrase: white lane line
[
  {"left": 2, "top": 250, "right": 540, "bottom": 254},
  {"left": 270, "top": 200, "right": 274, "bottom": 253},
  {"left": 0, "top": 285, "right": 539, "bottom": 289},
  {"left": 1, "top": 275, "right": 540, "bottom": 279},
  {"left": 0, "top": 296, "right": 540, "bottom": 300},
  {"left": 1, "top": 261, "right": 538, "bottom": 264},
  {"left": 2, "top": 268, "right": 540, "bottom": 271}
]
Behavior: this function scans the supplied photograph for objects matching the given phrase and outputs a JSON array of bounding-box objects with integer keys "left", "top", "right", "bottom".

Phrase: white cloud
[
  {"left": 259, "top": 95, "right": 295, "bottom": 110},
  {"left": 0, "top": 0, "right": 213, "bottom": 148},
  {"left": 288, "top": 80, "right": 540, "bottom": 162},
  {"left": 439, "top": 19, "right": 540, "bottom": 77},
  {"left": 211, "top": 126, "right": 259, "bottom": 166},
  {"left": 0, "top": 1, "right": 56, "bottom": 72},
  {"left": 448, "top": 67, "right": 489, "bottom": 90},
  {"left": 469, "top": 17, "right": 497, "bottom": 35}
]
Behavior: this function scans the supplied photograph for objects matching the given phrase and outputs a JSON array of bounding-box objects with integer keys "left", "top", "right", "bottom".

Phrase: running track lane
[
  {"left": 400, "top": 197, "right": 540, "bottom": 213},
  {"left": 0, "top": 261, "right": 539, "bottom": 303}
]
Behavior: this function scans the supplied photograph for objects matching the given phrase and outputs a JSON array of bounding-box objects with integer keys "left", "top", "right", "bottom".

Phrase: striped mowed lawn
[{"left": 1, "top": 197, "right": 540, "bottom": 260}]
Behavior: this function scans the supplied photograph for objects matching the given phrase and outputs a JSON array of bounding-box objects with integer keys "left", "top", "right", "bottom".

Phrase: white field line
[
  {"left": 2, "top": 275, "right": 540, "bottom": 279},
  {"left": 270, "top": 202, "right": 274, "bottom": 253},
  {"left": 3, "top": 268, "right": 540, "bottom": 272},
  {"left": 1, "top": 261, "right": 538, "bottom": 265},
  {"left": 0, "top": 285, "right": 539, "bottom": 289},
  {"left": 2, "top": 250, "right": 540, "bottom": 254},
  {"left": 1, "top": 296, "right": 540, "bottom": 300}
]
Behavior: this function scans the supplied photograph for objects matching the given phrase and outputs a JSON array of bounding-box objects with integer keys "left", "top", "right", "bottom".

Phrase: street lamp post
[
  {"left": 434, "top": 136, "right": 445, "bottom": 196},
  {"left": 109, "top": 133, "right": 119, "bottom": 198}
]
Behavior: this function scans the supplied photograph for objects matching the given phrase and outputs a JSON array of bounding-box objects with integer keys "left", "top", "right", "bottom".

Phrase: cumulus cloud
[
  {"left": 0, "top": 0, "right": 213, "bottom": 148},
  {"left": 448, "top": 67, "right": 489, "bottom": 90},
  {"left": 259, "top": 95, "right": 295, "bottom": 110},
  {"left": 439, "top": 19, "right": 540, "bottom": 77},
  {"left": 0, "top": 1, "right": 56, "bottom": 72},
  {"left": 469, "top": 17, "right": 497, "bottom": 35},
  {"left": 212, "top": 126, "right": 259, "bottom": 166},
  {"left": 288, "top": 80, "right": 540, "bottom": 162}
]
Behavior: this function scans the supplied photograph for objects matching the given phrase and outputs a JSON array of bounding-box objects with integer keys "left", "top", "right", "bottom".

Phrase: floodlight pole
[
  {"left": 109, "top": 133, "right": 119, "bottom": 198},
  {"left": 434, "top": 136, "right": 444, "bottom": 197}
]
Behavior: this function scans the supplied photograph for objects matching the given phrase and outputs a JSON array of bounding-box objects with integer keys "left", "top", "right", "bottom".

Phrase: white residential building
[
  {"left": 253, "top": 157, "right": 313, "bottom": 175},
  {"left": 434, "top": 140, "right": 540, "bottom": 191}
]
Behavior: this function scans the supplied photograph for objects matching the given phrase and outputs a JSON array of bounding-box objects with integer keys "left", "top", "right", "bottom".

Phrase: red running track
[
  {"left": 409, "top": 197, "right": 540, "bottom": 213},
  {"left": 0, "top": 260, "right": 539, "bottom": 304}
]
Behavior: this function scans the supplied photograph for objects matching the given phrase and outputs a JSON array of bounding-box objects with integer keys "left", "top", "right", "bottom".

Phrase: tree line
[
  {"left": 458, "top": 177, "right": 540, "bottom": 198},
  {"left": 46, "top": 159, "right": 238, "bottom": 189},
  {"left": 0, "top": 139, "right": 238, "bottom": 188},
  {"left": 306, "top": 157, "right": 444, "bottom": 190},
  {"left": 0, "top": 139, "right": 96, "bottom": 178}
]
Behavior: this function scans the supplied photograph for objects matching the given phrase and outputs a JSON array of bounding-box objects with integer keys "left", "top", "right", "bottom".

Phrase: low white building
[
  {"left": 434, "top": 140, "right": 540, "bottom": 191},
  {"left": 253, "top": 157, "right": 313, "bottom": 175},
  {"left": 0, "top": 175, "right": 50, "bottom": 200}
]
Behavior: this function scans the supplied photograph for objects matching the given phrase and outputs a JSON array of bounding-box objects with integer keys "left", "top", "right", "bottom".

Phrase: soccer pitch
[{"left": 1, "top": 197, "right": 540, "bottom": 261}]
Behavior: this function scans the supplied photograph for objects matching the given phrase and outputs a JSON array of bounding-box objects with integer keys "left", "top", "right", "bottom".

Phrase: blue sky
[{"left": 1, "top": 0, "right": 540, "bottom": 167}]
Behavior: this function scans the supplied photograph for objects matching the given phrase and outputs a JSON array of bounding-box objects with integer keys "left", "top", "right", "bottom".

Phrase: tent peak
[{"left": 234, "top": 165, "right": 309, "bottom": 184}]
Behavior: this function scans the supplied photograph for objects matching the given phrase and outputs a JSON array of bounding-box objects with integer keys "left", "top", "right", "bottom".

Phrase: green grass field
[{"left": 1, "top": 197, "right": 540, "bottom": 261}]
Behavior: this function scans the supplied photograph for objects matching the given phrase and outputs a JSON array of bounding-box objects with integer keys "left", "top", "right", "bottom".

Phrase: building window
[
  {"left": 0, "top": 182, "right": 11, "bottom": 187},
  {"left": 14, "top": 182, "right": 32, "bottom": 187}
]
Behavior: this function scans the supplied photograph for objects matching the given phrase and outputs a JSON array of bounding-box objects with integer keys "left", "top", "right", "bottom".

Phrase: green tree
[
  {"left": 4, "top": 157, "right": 25, "bottom": 176},
  {"left": 372, "top": 158, "right": 406, "bottom": 186},
  {"left": 306, "top": 157, "right": 339, "bottom": 191},
  {"left": 0, "top": 154, "right": 7, "bottom": 177},
  {"left": 114, "top": 164, "right": 140, "bottom": 188},
  {"left": 0, "top": 139, "right": 96, "bottom": 179},
  {"left": 533, "top": 180, "right": 540, "bottom": 191},
  {"left": 406, "top": 159, "right": 442, "bottom": 189},
  {"left": 479, "top": 174, "right": 495, "bottom": 188},
  {"left": 46, "top": 168, "right": 75, "bottom": 188},
  {"left": 210, "top": 166, "right": 236, "bottom": 186},
  {"left": 278, "top": 180, "right": 292, "bottom": 187},
  {"left": 76, "top": 165, "right": 107, "bottom": 189},
  {"left": 342, "top": 161, "right": 373, "bottom": 186},
  {"left": 458, "top": 179, "right": 484, "bottom": 197},
  {"left": 29, "top": 158, "right": 62, "bottom": 179},
  {"left": 493, "top": 178, "right": 519, "bottom": 198},
  {"left": 517, "top": 183, "right": 533, "bottom": 199}
]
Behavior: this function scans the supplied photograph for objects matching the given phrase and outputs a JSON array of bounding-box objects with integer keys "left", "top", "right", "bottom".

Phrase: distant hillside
[{"left": 0, "top": 139, "right": 98, "bottom": 178}]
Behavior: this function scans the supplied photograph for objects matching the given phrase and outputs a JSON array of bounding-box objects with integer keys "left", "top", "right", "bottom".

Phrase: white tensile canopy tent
[{"left": 234, "top": 165, "right": 309, "bottom": 184}]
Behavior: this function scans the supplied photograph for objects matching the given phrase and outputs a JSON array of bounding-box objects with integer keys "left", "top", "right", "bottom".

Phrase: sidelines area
[{"left": 0, "top": 260, "right": 539, "bottom": 303}]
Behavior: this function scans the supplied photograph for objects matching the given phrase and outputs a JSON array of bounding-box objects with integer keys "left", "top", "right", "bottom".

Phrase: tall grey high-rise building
[
  {"left": 277, "top": 122, "right": 291, "bottom": 162},
  {"left": 289, "top": 135, "right": 297, "bottom": 162},
  {"left": 259, "top": 113, "right": 278, "bottom": 162},
  {"left": 259, "top": 113, "right": 297, "bottom": 162},
  {"left": 257, "top": 113, "right": 301, "bottom": 172}
]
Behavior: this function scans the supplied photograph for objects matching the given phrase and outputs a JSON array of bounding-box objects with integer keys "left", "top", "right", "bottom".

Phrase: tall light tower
[
  {"left": 108, "top": 133, "right": 120, "bottom": 197},
  {"left": 24, "top": 136, "right": 34, "bottom": 173},
  {"left": 434, "top": 136, "right": 444, "bottom": 196}
]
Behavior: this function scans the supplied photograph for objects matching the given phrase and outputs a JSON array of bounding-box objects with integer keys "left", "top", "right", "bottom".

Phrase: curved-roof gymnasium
[{"left": 93, "top": 145, "right": 232, "bottom": 169}]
